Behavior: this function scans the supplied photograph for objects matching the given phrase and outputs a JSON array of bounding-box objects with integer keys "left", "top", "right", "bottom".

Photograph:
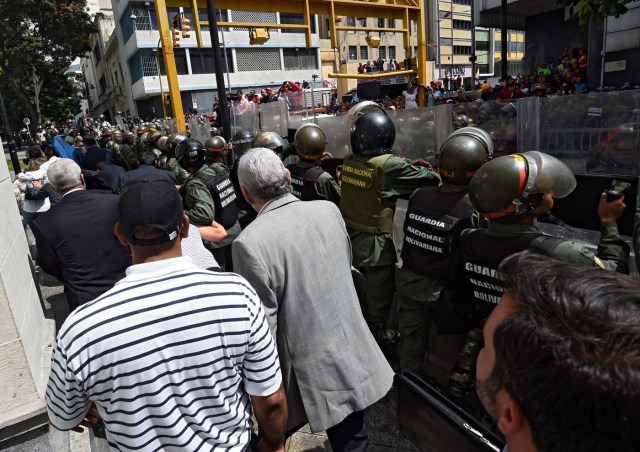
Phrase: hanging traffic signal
[
  {"left": 171, "top": 27, "right": 181, "bottom": 47},
  {"left": 181, "top": 17, "right": 191, "bottom": 38}
]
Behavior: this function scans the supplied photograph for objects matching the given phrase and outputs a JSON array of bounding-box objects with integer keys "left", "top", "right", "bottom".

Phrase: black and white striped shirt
[{"left": 46, "top": 256, "right": 281, "bottom": 451}]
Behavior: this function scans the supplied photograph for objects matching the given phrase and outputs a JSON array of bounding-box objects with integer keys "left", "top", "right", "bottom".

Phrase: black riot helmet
[
  {"left": 175, "top": 139, "right": 207, "bottom": 170},
  {"left": 232, "top": 129, "right": 254, "bottom": 157},
  {"left": 294, "top": 124, "right": 326, "bottom": 160},
  {"left": 350, "top": 112, "right": 395, "bottom": 156},
  {"left": 469, "top": 151, "right": 576, "bottom": 222},
  {"left": 438, "top": 127, "right": 493, "bottom": 186},
  {"left": 252, "top": 131, "right": 286, "bottom": 154}
]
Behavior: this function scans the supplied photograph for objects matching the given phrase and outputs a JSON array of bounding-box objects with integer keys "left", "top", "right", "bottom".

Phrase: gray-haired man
[
  {"left": 33, "top": 158, "right": 131, "bottom": 311},
  {"left": 232, "top": 147, "right": 394, "bottom": 451}
]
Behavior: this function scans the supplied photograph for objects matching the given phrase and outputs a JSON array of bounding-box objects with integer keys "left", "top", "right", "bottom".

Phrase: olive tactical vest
[
  {"left": 193, "top": 168, "right": 239, "bottom": 229},
  {"left": 339, "top": 153, "right": 394, "bottom": 234}
]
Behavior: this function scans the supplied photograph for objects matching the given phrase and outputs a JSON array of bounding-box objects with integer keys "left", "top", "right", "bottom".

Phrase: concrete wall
[{"left": 0, "top": 146, "right": 55, "bottom": 441}]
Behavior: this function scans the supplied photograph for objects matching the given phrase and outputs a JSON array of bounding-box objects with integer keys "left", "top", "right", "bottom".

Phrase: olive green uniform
[
  {"left": 161, "top": 155, "right": 190, "bottom": 184},
  {"left": 633, "top": 202, "right": 640, "bottom": 271},
  {"left": 339, "top": 153, "right": 441, "bottom": 337},
  {"left": 119, "top": 143, "right": 138, "bottom": 170},
  {"left": 486, "top": 221, "right": 629, "bottom": 272},
  {"left": 183, "top": 165, "right": 241, "bottom": 248}
]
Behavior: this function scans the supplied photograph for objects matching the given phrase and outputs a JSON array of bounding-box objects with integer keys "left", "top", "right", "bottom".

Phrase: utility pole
[
  {"left": 501, "top": 0, "right": 508, "bottom": 80},
  {"left": 470, "top": 0, "right": 477, "bottom": 86},
  {"left": 0, "top": 86, "right": 20, "bottom": 175},
  {"left": 206, "top": 0, "right": 231, "bottom": 141}
]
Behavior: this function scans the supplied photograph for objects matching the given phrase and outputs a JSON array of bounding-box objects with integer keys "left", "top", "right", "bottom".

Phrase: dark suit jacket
[
  {"left": 83, "top": 145, "right": 113, "bottom": 171},
  {"left": 33, "top": 189, "right": 131, "bottom": 308}
]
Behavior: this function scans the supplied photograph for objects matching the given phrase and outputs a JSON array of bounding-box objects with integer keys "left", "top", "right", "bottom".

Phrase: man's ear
[
  {"left": 80, "top": 173, "right": 87, "bottom": 189},
  {"left": 180, "top": 214, "right": 190, "bottom": 238},
  {"left": 114, "top": 223, "right": 130, "bottom": 247},
  {"left": 495, "top": 389, "right": 526, "bottom": 437},
  {"left": 285, "top": 168, "right": 292, "bottom": 183},
  {"left": 240, "top": 185, "right": 255, "bottom": 205}
]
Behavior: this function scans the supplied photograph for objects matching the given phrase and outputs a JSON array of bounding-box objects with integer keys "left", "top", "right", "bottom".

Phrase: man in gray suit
[{"left": 233, "top": 148, "right": 394, "bottom": 451}]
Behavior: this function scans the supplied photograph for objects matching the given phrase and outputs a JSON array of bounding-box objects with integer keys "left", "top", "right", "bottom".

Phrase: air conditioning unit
[{"left": 365, "top": 36, "right": 381, "bottom": 48}]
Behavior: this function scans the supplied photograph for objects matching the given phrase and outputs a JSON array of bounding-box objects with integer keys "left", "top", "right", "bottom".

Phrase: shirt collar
[
  {"left": 123, "top": 256, "right": 194, "bottom": 281},
  {"left": 62, "top": 187, "right": 84, "bottom": 198}
]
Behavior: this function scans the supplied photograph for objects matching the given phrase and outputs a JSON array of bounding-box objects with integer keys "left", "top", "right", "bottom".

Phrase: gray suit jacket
[{"left": 233, "top": 194, "right": 394, "bottom": 432}]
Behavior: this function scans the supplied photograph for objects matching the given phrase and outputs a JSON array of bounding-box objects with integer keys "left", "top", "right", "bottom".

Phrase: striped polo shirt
[{"left": 45, "top": 256, "right": 281, "bottom": 451}]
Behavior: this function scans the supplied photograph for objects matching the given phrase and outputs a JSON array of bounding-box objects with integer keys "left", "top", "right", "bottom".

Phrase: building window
[
  {"left": 517, "top": 42, "right": 525, "bottom": 52},
  {"left": 93, "top": 43, "right": 101, "bottom": 64},
  {"left": 235, "top": 48, "right": 281, "bottom": 72},
  {"left": 387, "top": 18, "right": 395, "bottom": 28},
  {"left": 414, "top": 46, "right": 418, "bottom": 57},
  {"left": 360, "top": 45, "right": 368, "bottom": 60},
  {"left": 358, "top": 18, "right": 367, "bottom": 27},
  {"left": 379, "top": 45, "right": 386, "bottom": 60},
  {"left": 453, "top": 0, "right": 471, "bottom": 4},
  {"left": 347, "top": 16, "right": 356, "bottom": 26},
  {"left": 476, "top": 40, "right": 490, "bottom": 51},
  {"left": 377, "top": 18, "right": 384, "bottom": 28},
  {"left": 283, "top": 48, "right": 318, "bottom": 70},
  {"left": 453, "top": 45, "right": 472, "bottom": 55},
  {"left": 495, "top": 41, "right": 502, "bottom": 52},
  {"left": 440, "top": 37, "right": 452, "bottom": 46},
  {"left": 388, "top": 45, "right": 396, "bottom": 59},
  {"left": 98, "top": 76, "right": 107, "bottom": 95},
  {"left": 453, "top": 19, "right": 471, "bottom": 30},
  {"left": 280, "top": 13, "right": 316, "bottom": 34},
  {"left": 190, "top": 48, "right": 234, "bottom": 74},
  {"left": 348, "top": 45, "right": 357, "bottom": 60}
]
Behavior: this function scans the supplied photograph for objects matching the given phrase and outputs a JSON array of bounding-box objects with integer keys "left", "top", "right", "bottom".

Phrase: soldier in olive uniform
[
  {"left": 449, "top": 151, "right": 629, "bottom": 394},
  {"left": 160, "top": 134, "right": 190, "bottom": 183},
  {"left": 285, "top": 124, "right": 340, "bottom": 205},
  {"left": 176, "top": 139, "right": 241, "bottom": 271},
  {"left": 339, "top": 112, "right": 441, "bottom": 343},
  {"left": 204, "top": 136, "right": 229, "bottom": 173},
  {"left": 397, "top": 127, "right": 493, "bottom": 372},
  {"left": 120, "top": 132, "right": 138, "bottom": 170},
  {"left": 145, "top": 130, "right": 163, "bottom": 160}
]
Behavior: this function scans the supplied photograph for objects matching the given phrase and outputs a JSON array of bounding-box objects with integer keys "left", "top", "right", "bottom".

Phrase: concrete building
[
  {"left": 318, "top": 15, "right": 417, "bottom": 96},
  {"left": 81, "top": 1, "right": 322, "bottom": 120}
]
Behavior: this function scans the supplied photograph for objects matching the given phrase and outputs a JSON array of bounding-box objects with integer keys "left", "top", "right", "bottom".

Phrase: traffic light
[
  {"left": 181, "top": 17, "right": 191, "bottom": 38},
  {"left": 171, "top": 27, "right": 180, "bottom": 47}
]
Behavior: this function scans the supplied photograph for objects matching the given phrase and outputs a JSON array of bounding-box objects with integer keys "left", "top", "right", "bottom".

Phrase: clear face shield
[
  {"left": 522, "top": 151, "right": 577, "bottom": 199},
  {"left": 346, "top": 101, "right": 386, "bottom": 129}
]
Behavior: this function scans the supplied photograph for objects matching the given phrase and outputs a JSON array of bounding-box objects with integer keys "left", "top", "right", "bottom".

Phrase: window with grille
[
  {"left": 283, "top": 48, "right": 318, "bottom": 70},
  {"left": 387, "top": 18, "right": 395, "bottom": 28},
  {"left": 230, "top": 11, "right": 277, "bottom": 31},
  {"left": 453, "top": 45, "right": 472, "bottom": 55},
  {"left": 360, "top": 45, "right": 368, "bottom": 60},
  {"left": 131, "top": 2, "right": 152, "bottom": 31},
  {"left": 440, "top": 37, "right": 453, "bottom": 46},
  {"left": 347, "top": 16, "right": 356, "bottom": 26},
  {"left": 348, "top": 46, "right": 357, "bottom": 60},
  {"left": 389, "top": 46, "right": 396, "bottom": 59},
  {"left": 379, "top": 46, "right": 386, "bottom": 60},
  {"left": 235, "top": 48, "right": 281, "bottom": 72},
  {"left": 190, "top": 48, "right": 234, "bottom": 74},
  {"left": 280, "top": 13, "right": 316, "bottom": 34},
  {"left": 453, "top": 19, "right": 471, "bottom": 30},
  {"left": 453, "top": 0, "right": 471, "bottom": 4}
]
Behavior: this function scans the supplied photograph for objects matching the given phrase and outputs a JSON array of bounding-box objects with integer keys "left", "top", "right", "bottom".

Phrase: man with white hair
[
  {"left": 232, "top": 148, "right": 394, "bottom": 450},
  {"left": 32, "top": 158, "right": 131, "bottom": 311}
]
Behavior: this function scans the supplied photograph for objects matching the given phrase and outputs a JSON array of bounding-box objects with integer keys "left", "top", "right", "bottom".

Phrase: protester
[
  {"left": 45, "top": 175, "right": 287, "bottom": 450},
  {"left": 233, "top": 148, "right": 394, "bottom": 450}
]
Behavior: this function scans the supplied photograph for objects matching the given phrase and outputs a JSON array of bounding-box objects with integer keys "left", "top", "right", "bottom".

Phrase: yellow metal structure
[
  {"left": 249, "top": 28, "right": 270, "bottom": 45},
  {"left": 155, "top": 0, "right": 428, "bottom": 130},
  {"left": 328, "top": 70, "right": 414, "bottom": 79}
]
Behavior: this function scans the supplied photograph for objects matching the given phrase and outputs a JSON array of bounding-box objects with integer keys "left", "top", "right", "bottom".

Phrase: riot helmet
[
  {"left": 124, "top": 132, "right": 136, "bottom": 145},
  {"left": 350, "top": 112, "right": 395, "bottom": 156},
  {"left": 140, "top": 132, "right": 149, "bottom": 145},
  {"left": 175, "top": 139, "right": 207, "bottom": 170},
  {"left": 347, "top": 101, "right": 387, "bottom": 129},
  {"left": 170, "top": 134, "right": 188, "bottom": 152},
  {"left": 113, "top": 130, "right": 123, "bottom": 144},
  {"left": 469, "top": 151, "right": 576, "bottom": 221},
  {"left": 232, "top": 129, "right": 254, "bottom": 157},
  {"left": 294, "top": 124, "right": 326, "bottom": 160},
  {"left": 205, "top": 136, "right": 227, "bottom": 154},
  {"left": 252, "top": 131, "right": 286, "bottom": 154},
  {"left": 136, "top": 125, "right": 147, "bottom": 137},
  {"left": 146, "top": 130, "right": 162, "bottom": 146},
  {"left": 452, "top": 114, "right": 473, "bottom": 129},
  {"left": 157, "top": 136, "right": 169, "bottom": 153},
  {"left": 438, "top": 127, "right": 493, "bottom": 186}
]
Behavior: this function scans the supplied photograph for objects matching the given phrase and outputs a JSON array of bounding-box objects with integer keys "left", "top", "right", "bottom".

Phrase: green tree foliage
[
  {"left": 556, "top": 0, "right": 638, "bottom": 24},
  {"left": 0, "top": 0, "right": 97, "bottom": 128}
]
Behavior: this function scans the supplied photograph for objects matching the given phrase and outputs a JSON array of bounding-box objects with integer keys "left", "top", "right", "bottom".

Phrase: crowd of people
[{"left": 8, "top": 82, "right": 640, "bottom": 451}]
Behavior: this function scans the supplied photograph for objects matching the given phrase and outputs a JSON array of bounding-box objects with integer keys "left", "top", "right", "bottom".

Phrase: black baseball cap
[{"left": 118, "top": 175, "right": 183, "bottom": 246}]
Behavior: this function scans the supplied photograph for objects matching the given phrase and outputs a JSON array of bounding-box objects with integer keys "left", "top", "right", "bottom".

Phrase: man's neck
[{"left": 60, "top": 185, "right": 84, "bottom": 198}]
